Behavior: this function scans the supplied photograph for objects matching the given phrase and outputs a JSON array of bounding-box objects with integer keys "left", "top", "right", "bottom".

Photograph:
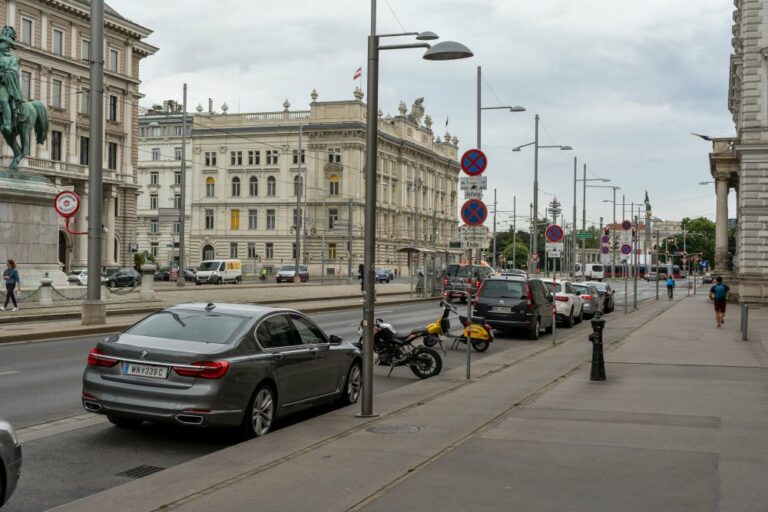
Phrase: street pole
[
  {"left": 612, "top": 187, "right": 617, "bottom": 279},
  {"left": 492, "top": 188, "right": 497, "bottom": 268},
  {"left": 466, "top": 64, "right": 482, "bottom": 381},
  {"left": 176, "top": 83, "right": 187, "bottom": 287},
  {"left": 655, "top": 230, "right": 660, "bottom": 300},
  {"left": 633, "top": 215, "right": 638, "bottom": 309},
  {"left": 580, "top": 163, "right": 586, "bottom": 280},
  {"left": 294, "top": 124, "right": 302, "bottom": 282},
  {"left": 83, "top": 0, "right": 105, "bottom": 325},
  {"left": 572, "top": 156, "right": 577, "bottom": 278},
  {"left": 347, "top": 198, "right": 353, "bottom": 284},
  {"left": 321, "top": 189, "right": 326, "bottom": 285},
  {"left": 512, "top": 196, "right": 516, "bottom": 269},
  {"left": 532, "top": 114, "right": 540, "bottom": 274}
]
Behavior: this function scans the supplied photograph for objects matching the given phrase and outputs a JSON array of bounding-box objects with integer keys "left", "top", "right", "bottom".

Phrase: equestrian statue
[{"left": 0, "top": 26, "right": 48, "bottom": 172}]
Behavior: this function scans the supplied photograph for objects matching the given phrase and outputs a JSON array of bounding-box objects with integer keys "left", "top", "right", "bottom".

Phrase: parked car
[
  {"left": 195, "top": 259, "right": 242, "bottom": 285},
  {"left": 0, "top": 418, "right": 22, "bottom": 507},
  {"left": 575, "top": 263, "right": 605, "bottom": 281},
  {"left": 442, "top": 263, "right": 495, "bottom": 303},
  {"left": 103, "top": 268, "right": 142, "bottom": 288},
  {"left": 644, "top": 271, "right": 667, "bottom": 282},
  {"left": 586, "top": 281, "right": 615, "bottom": 313},
  {"left": 702, "top": 272, "right": 714, "bottom": 284},
  {"left": 540, "top": 278, "right": 584, "bottom": 328},
  {"left": 375, "top": 269, "right": 391, "bottom": 283},
  {"left": 381, "top": 268, "right": 395, "bottom": 280},
  {"left": 67, "top": 270, "right": 88, "bottom": 286},
  {"left": 275, "top": 265, "right": 309, "bottom": 283},
  {"left": 155, "top": 267, "right": 197, "bottom": 282},
  {"left": 81, "top": 303, "right": 362, "bottom": 438},
  {"left": 474, "top": 275, "right": 554, "bottom": 340},
  {"left": 573, "top": 283, "right": 603, "bottom": 318}
]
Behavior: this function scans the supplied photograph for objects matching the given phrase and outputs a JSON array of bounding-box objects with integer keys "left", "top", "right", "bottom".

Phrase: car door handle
[
  {"left": 272, "top": 353, "right": 285, "bottom": 360},
  {"left": 309, "top": 347, "right": 319, "bottom": 356}
]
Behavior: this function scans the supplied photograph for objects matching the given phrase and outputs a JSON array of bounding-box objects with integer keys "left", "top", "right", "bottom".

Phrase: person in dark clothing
[
  {"left": 2, "top": 259, "right": 20, "bottom": 311},
  {"left": 709, "top": 275, "right": 730, "bottom": 327},
  {"left": 358, "top": 263, "right": 365, "bottom": 292}
]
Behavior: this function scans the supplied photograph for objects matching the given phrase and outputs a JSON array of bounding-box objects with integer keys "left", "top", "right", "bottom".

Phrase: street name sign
[
  {"left": 575, "top": 231, "right": 593, "bottom": 239},
  {"left": 459, "top": 176, "right": 488, "bottom": 191}
]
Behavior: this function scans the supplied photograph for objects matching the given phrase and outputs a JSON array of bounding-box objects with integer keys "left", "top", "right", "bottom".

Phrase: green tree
[
  {"left": 680, "top": 217, "right": 715, "bottom": 267},
  {"left": 501, "top": 241, "right": 529, "bottom": 269}
]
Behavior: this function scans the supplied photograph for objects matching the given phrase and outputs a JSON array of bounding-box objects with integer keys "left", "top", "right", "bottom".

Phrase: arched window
[
  {"left": 267, "top": 176, "right": 276, "bottom": 197},
  {"left": 205, "top": 177, "right": 215, "bottom": 197},
  {"left": 249, "top": 176, "right": 258, "bottom": 196},
  {"left": 328, "top": 174, "right": 340, "bottom": 196},
  {"left": 202, "top": 244, "right": 215, "bottom": 260},
  {"left": 232, "top": 177, "right": 241, "bottom": 197},
  {"left": 293, "top": 175, "right": 303, "bottom": 196}
]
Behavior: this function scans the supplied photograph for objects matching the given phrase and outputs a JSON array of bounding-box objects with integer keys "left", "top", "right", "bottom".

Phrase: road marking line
[{"left": 0, "top": 370, "right": 19, "bottom": 376}]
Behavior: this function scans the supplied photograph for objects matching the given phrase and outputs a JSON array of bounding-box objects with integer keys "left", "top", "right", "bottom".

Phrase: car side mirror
[{"left": 329, "top": 334, "right": 343, "bottom": 345}]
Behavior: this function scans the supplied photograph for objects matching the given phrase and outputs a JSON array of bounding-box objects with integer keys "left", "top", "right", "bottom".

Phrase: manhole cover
[
  {"left": 367, "top": 424, "right": 423, "bottom": 434},
  {"left": 117, "top": 465, "right": 165, "bottom": 479}
]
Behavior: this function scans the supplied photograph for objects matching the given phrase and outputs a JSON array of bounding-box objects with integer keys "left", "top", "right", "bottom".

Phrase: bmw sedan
[
  {"left": 0, "top": 418, "right": 22, "bottom": 508},
  {"left": 82, "top": 303, "right": 362, "bottom": 438}
]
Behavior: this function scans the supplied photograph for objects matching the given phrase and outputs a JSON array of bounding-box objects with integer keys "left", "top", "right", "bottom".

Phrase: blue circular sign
[
  {"left": 545, "top": 224, "right": 563, "bottom": 243},
  {"left": 621, "top": 244, "right": 632, "bottom": 255},
  {"left": 621, "top": 220, "right": 632, "bottom": 230},
  {"left": 461, "top": 199, "right": 487, "bottom": 226},
  {"left": 460, "top": 149, "right": 488, "bottom": 176}
]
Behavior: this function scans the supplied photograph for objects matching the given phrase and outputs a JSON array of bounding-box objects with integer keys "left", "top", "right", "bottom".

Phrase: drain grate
[
  {"left": 367, "top": 424, "right": 423, "bottom": 434},
  {"left": 117, "top": 465, "right": 165, "bottom": 479}
]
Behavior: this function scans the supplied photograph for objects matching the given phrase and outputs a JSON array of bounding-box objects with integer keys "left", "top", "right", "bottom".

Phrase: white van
[
  {"left": 575, "top": 263, "right": 605, "bottom": 281},
  {"left": 195, "top": 259, "right": 242, "bottom": 285}
]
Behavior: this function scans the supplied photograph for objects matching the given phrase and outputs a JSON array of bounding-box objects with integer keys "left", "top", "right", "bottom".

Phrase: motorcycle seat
[
  {"left": 391, "top": 334, "right": 414, "bottom": 345},
  {"left": 409, "top": 328, "right": 428, "bottom": 336},
  {"left": 459, "top": 315, "right": 486, "bottom": 325}
]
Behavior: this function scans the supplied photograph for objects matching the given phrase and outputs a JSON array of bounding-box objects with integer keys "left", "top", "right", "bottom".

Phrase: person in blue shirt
[
  {"left": 709, "top": 276, "right": 731, "bottom": 327},
  {"left": 2, "top": 259, "right": 20, "bottom": 311},
  {"left": 666, "top": 275, "right": 675, "bottom": 300}
]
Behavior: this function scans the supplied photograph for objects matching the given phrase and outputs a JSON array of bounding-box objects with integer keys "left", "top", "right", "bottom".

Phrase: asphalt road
[{"left": 0, "top": 282, "right": 665, "bottom": 512}]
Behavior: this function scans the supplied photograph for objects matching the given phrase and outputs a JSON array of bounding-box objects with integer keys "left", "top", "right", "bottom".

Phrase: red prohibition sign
[
  {"left": 460, "top": 148, "right": 488, "bottom": 176},
  {"left": 461, "top": 199, "right": 488, "bottom": 226}
]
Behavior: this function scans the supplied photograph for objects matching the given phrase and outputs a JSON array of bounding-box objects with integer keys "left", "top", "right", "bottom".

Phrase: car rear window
[
  {"left": 573, "top": 284, "right": 589, "bottom": 293},
  {"left": 480, "top": 280, "right": 525, "bottom": 299},
  {"left": 544, "top": 282, "right": 562, "bottom": 293},
  {"left": 126, "top": 311, "right": 246, "bottom": 344}
]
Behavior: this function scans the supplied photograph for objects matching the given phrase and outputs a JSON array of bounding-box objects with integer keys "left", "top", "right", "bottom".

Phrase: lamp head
[
  {"left": 416, "top": 31, "right": 439, "bottom": 41},
  {"left": 422, "top": 41, "right": 474, "bottom": 61},
  {"left": 509, "top": 106, "right": 526, "bottom": 112},
  {"left": 560, "top": 145, "right": 573, "bottom": 151},
  {"left": 512, "top": 147, "right": 521, "bottom": 152}
]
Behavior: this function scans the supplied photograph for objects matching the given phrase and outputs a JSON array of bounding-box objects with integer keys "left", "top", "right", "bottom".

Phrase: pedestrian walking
[
  {"left": 358, "top": 263, "right": 365, "bottom": 292},
  {"left": 1, "top": 259, "right": 20, "bottom": 311},
  {"left": 708, "top": 275, "right": 730, "bottom": 327}
]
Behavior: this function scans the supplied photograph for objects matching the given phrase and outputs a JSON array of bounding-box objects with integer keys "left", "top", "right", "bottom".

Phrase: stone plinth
[{"left": 0, "top": 171, "right": 67, "bottom": 289}]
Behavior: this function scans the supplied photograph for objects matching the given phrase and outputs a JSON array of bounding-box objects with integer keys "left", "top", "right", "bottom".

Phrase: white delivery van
[
  {"left": 575, "top": 263, "right": 605, "bottom": 281},
  {"left": 195, "top": 259, "right": 242, "bottom": 285}
]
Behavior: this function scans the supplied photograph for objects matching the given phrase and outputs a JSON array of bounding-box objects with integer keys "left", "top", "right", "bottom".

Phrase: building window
[
  {"left": 81, "top": 39, "right": 90, "bottom": 61},
  {"left": 204, "top": 151, "right": 217, "bottom": 166},
  {"left": 150, "top": 242, "right": 159, "bottom": 257},
  {"left": 292, "top": 243, "right": 298, "bottom": 259},
  {"left": 292, "top": 149, "right": 305, "bottom": 165},
  {"left": 292, "top": 209, "right": 303, "bottom": 230},
  {"left": 328, "top": 148, "right": 342, "bottom": 163},
  {"left": 51, "top": 79, "right": 62, "bottom": 108},
  {"left": 247, "top": 242, "right": 256, "bottom": 259},
  {"left": 175, "top": 126, "right": 184, "bottom": 136},
  {"left": 267, "top": 176, "right": 276, "bottom": 196},
  {"left": 230, "top": 209, "right": 240, "bottom": 230},
  {"left": 114, "top": 196, "right": 119, "bottom": 217},
  {"left": 293, "top": 175, "right": 303, "bottom": 196},
  {"left": 174, "top": 147, "right": 182, "bottom": 161},
  {"left": 108, "top": 95, "right": 118, "bottom": 121},
  {"left": 205, "top": 209, "right": 214, "bottom": 229},
  {"left": 230, "top": 151, "right": 243, "bottom": 166},
  {"left": 150, "top": 171, "right": 159, "bottom": 185},
  {"left": 231, "top": 177, "right": 241, "bottom": 197},
  {"left": 266, "top": 150, "right": 278, "bottom": 165},
  {"left": 21, "top": 71, "right": 31, "bottom": 100},
  {"left": 50, "top": 130, "right": 62, "bottom": 161},
  {"left": 150, "top": 194, "right": 158, "bottom": 210},
  {"left": 80, "top": 136, "right": 89, "bottom": 165},
  {"left": 328, "top": 174, "right": 340, "bottom": 196},
  {"left": 248, "top": 150, "right": 260, "bottom": 165},
  {"left": 249, "top": 176, "right": 258, "bottom": 196},
  {"left": 108, "top": 142, "right": 118, "bottom": 170},
  {"left": 80, "top": 87, "right": 89, "bottom": 114},
  {"left": 21, "top": 18, "right": 33, "bottom": 46},
  {"left": 174, "top": 193, "right": 182, "bottom": 210},
  {"left": 328, "top": 243, "right": 337, "bottom": 260},
  {"left": 328, "top": 208, "right": 339, "bottom": 230},
  {"left": 151, "top": 148, "right": 160, "bottom": 161},
  {"left": 206, "top": 177, "right": 215, "bottom": 197},
  {"left": 174, "top": 171, "right": 181, "bottom": 185},
  {"left": 52, "top": 28, "right": 63, "bottom": 55},
  {"left": 266, "top": 209, "right": 275, "bottom": 230},
  {"left": 109, "top": 48, "right": 119, "bottom": 73},
  {"left": 265, "top": 242, "right": 274, "bottom": 259},
  {"left": 173, "top": 222, "right": 180, "bottom": 234},
  {"left": 230, "top": 242, "right": 238, "bottom": 258},
  {"left": 248, "top": 209, "right": 258, "bottom": 230},
  {"left": 150, "top": 219, "right": 159, "bottom": 234}
]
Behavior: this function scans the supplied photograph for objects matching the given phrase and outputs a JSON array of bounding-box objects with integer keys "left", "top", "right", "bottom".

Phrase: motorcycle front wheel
[
  {"left": 471, "top": 339, "right": 490, "bottom": 352},
  {"left": 410, "top": 347, "right": 442, "bottom": 379}
]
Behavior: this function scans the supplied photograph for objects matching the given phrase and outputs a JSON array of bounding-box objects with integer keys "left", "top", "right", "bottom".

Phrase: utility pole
[
  {"left": 531, "top": 114, "right": 540, "bottom": 274},
  {"left": 294, "top": 124, "right": 303, "bottom": 282},
  {"left": 572, "top": 156, "right": 577, "bottom": 278},
  {"left": 492, "top": 188, "right": 497, "bottom": 268},
  {"left": 176, "top": 84, "right": 188, "bottom": 287},
  {"left": 347, "top": 198, "right": 353, "bottom": 284},
  {"left": 83, "top": 0, "right": 105, "bottom": 325},
  {"left": 633, "top": 214, "right": 639, "bottom": 309},
  {"left": 512, "top": 196, "right": 516, "bottom": 269},
  {"left": 580, "top": 163, "right": 586, "bottom": 279},
  {"left": 655, "top": 230, "right": 660, "bottom": 300}
]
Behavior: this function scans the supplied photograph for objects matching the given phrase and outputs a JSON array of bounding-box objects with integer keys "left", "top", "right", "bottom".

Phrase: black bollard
[{"left": 588, "top": 312, "right": 606, "bottom": 381}]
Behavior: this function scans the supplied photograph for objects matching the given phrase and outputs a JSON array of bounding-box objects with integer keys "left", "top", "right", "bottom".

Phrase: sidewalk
[{"left": 54, "top": 295, "right": 768, "bottom": 512}]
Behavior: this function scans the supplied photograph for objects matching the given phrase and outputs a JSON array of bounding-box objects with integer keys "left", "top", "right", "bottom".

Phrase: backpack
[{"left": 712, "top": 284, "right": 728, "bottom": 301}]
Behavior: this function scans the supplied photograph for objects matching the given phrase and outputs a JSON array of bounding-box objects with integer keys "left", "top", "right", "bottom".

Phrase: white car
[
  {"left": 541, "top": 278, "right": 584, "bottom": 328},
  {"left": 67, "top": 270, "right": 88, "bottom": 286}
]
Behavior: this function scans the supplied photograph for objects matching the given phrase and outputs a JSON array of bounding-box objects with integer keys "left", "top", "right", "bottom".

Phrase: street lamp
[
  {"left": 360, "top": 1, "right": 472, "bottom": 417},
  {"left": 699, "top": 180, "right": 714, "bottom": 185},
  {"left": 511, "top": 118, "right": 572, "bottom": 273}
]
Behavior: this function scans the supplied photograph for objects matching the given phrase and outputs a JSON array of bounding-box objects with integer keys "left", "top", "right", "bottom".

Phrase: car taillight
[
  {"left": 524, "top": 283, "right": 532, "bottom": 306},
  {"left": 442, "top": 278, "right": 448, "bottom": 286},
  {"left": 173, "top": 360, "right": 230, "bottom": 379},
  {"left": 581, "top": 294, "right": 593, "bottom": 300},
  {"left": 555, "top": 296, "right": 569, "bottom": 302},
  {"left": 87, "top": 348, "right": 118, "bottom": 367}
]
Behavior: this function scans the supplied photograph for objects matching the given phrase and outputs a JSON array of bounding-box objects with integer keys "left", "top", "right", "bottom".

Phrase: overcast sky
[{"left": 112, "top": 0, "right": 735, "bottom": 230}]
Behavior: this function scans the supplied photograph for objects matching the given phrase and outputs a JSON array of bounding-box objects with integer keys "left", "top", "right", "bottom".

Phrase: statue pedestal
[{"left": 0, "top": 171, "right": 67, "bottom": 289}]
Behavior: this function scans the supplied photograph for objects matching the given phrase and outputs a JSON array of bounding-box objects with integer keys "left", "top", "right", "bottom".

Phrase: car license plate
[
  {"left": 492, "top": 306, "right": 512, "bottom": 313},
  {"left": 121, "top": 362, "right": 168, "bottom": 379}
]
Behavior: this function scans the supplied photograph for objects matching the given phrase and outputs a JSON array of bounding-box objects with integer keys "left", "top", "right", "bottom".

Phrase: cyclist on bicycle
[{"left": 666, "top": 276, "right": 675, "bottom": 299}]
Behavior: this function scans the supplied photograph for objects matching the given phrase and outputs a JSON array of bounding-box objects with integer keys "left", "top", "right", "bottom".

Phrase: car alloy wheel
[
  {"left": 249, "top": 387, "right": 275, "bottom": 437},
  {"left": 344, "top": 363, "right": 362, "bottom": 405}
]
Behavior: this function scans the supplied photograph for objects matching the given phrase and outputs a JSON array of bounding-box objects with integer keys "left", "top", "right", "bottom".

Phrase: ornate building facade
[
  {"left": 0, "top": 0, "right": 156, "bottom": 271},
  {"left": 187, "top": 90, "right": 461, "bottom": 277}
]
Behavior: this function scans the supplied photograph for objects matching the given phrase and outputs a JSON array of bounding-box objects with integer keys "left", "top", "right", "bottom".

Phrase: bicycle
[{"left": 667, "top": 286, "right": 674, "bottom": 300}]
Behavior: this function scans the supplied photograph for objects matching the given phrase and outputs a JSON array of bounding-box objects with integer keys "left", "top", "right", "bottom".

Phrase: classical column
[{"left": 714, "top": 173, "right": 730, "bottom": 272}]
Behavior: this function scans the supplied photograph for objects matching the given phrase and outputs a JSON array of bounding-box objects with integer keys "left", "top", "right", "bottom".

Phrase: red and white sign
[{"left": 54, "top": 191, "right": 81, "bottom": 219}]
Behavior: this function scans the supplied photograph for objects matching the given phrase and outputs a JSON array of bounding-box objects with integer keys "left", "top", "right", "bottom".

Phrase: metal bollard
[
  {"left": 588, "top": 312, "right": 606, "bottom": 381},
  {"left": 741, "top": 304, "right": 748, "bottom": 341}
]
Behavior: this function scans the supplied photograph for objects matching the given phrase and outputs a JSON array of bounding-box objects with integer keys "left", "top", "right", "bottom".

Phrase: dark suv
[
  {"left": 442, "top": 263, "right": 494, "bottom": 303},
  {"left": 103, "top": 268, "right": 142, "bottom": 288},
  {"left": 474, "top": 275, "right": 554, "bottom": 340}
]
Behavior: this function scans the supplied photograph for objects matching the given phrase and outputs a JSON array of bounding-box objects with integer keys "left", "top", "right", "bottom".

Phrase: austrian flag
[{"left": 353, "top": 67, "right": 362, "bottom": 80}]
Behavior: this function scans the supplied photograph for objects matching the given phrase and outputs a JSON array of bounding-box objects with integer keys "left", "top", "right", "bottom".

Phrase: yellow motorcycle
[{"left": 423, "top": 300, "right": 494, "bottom": 353}]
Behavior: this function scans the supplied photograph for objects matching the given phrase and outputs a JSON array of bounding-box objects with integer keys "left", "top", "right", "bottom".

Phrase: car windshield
[
  {"left": 544, "top": 282, "right": 562, "bottom": 293},
  {"left": 197, "top": 261, "right": 220, "bottom": 271},
  {"left": 68, "top": 271, "right": 83, "bottom": 276},
  {"left": 591, "top": 265, "right": 604, "bottom": 272},
  {"left": 280, "top": 266, "right": 296, "bottom": 272},
  {"left": 590, "top": 282, "right": 607, "bottom": 291},
  {"left": 126, "top": 310, "right": 246, "bottom": 344},
  {"left": 480, "top": 280, "right": 525, "bottom": 299}
]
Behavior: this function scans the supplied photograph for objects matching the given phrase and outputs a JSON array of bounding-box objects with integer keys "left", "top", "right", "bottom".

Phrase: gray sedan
[
  {"left": 0, "top": 418, "right": 22, "bottom": 507},
  {"left": 574, "top": 283, "right": 603, "bottom": 318},
  {"left": 82, "top": 303, "right": 362, "bottom": 438}
]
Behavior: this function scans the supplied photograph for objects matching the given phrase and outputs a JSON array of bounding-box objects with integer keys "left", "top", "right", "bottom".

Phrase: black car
[
  {"left": 474, "top": 275, "right": 554, "bottom": 340},
  {"left": 375, "top": 269, "right": 391, "bottom": 283},
  {"left": 585, "top": 281, "right": 615, "bottom": 313},
  {"left": 442, "top": 263, "right": 495, "bottom": 303},
  {"left": 104, "top": 268, "right": 142, "bottom": 288}
]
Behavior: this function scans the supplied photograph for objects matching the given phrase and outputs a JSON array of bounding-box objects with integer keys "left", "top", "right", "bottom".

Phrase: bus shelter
[{"left": 396, "top": 246, "right": 462, "bottom": 297}]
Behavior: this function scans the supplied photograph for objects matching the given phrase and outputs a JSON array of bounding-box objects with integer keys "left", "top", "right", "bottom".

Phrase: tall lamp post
[
  {"left": 359, "top": 0, "right": 473, "bottom": 417},
  {"left": 512, "top": 122, "right": 571, "bottom": 273}
]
